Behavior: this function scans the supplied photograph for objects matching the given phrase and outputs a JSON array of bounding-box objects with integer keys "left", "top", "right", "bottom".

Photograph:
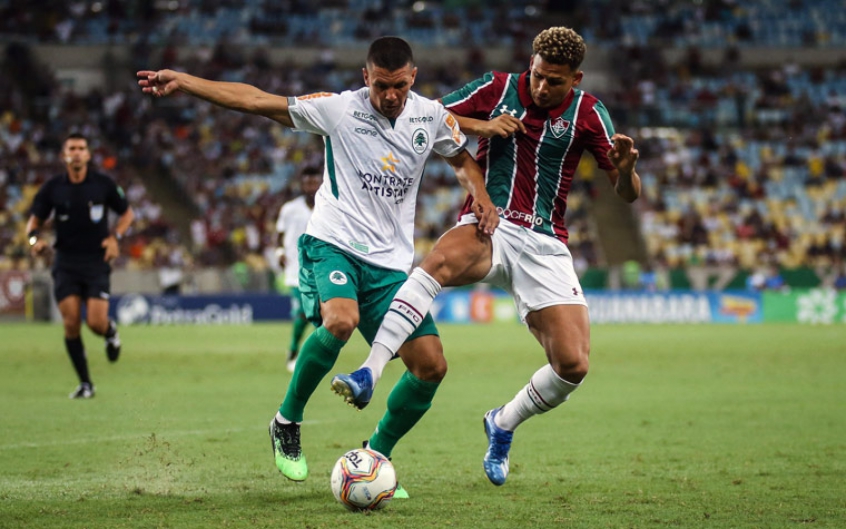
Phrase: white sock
[
  {"left": 275, "top": 412, "right": 298, "bottom": 425},
  {"left": 361, "top": 343, "right": 394, "bottom": 383},
  {"left": 363, "top": 268, "right": 442, "bottom": 381},
  {"left": 495, "top": 364, "right": 581, "bottom": 432}
]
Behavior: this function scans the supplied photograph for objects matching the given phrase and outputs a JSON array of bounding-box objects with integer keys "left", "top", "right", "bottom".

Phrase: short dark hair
[
  {"left": 366, "top": 36, "right": 414, "bottom": 70},
  {"left": 301, "top": 165, "right": 322, "bottom": 178},
  {"left": 64, "top": 132, "right": 88, "bottom": 145}
]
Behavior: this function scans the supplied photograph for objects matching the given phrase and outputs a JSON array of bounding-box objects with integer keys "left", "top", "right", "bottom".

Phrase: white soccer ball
[{"left": 330, "top": 448, "right": 397, "bottom": 511}]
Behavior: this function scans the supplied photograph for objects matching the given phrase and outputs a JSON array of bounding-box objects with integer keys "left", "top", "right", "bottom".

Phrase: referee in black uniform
[{"left": 25, "top": 133, "right": 135, "bottom": 399}]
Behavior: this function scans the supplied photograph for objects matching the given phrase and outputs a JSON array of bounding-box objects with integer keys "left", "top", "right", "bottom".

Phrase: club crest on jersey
[
  {"left": 329, "top": 271, "right": 348, "bottom": 285},
  {"left": 412, "top": 128, "right": 429, "bottom": 155},
  {"left": 89, "top": 202, "right": 104, "bottom": 222},
  {"left": 549, "top": 117, "right": 570, "bottom": 138}
]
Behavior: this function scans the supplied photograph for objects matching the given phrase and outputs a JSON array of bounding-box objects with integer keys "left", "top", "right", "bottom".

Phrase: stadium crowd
[{"left": 2, "top": 0, "right": 846, "bottom": 289}]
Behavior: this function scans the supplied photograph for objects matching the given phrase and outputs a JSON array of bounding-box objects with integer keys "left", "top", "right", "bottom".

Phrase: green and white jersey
[{"left": 287, "top": 88, "right": 467, "bottom": 272}]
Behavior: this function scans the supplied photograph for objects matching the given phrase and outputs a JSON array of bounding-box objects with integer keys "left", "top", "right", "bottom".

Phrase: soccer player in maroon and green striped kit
[{"left": 333, "top": 26, "right": 642, "bottom": 486}]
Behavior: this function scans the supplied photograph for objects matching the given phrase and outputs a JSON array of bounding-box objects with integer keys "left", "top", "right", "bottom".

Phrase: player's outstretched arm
[
  {"left": 137, "top": 70, "right": 294, "bottom": 127},
  {"left": 445, "top": 150, "right": 499, "bottom": 235},
  {"left": 450, "top": 113, "right": 526, "bottom": 139},
  {"left": 607, "top": 133, "right": 641, "bottom": 203}
]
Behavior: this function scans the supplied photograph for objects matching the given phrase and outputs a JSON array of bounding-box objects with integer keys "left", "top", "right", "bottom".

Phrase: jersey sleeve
[
  {"left": 286, "top": 92, "right": 347, "bottom": 135},
  {"left": 584, "top": 99, "right": 617, "bottom": 172},
  {"left": 431, "top": 104, "right": 468, "bottom": 158},
  {"left": 441, "top": 72, "right": 504, "bottom": 119},
  {"left": 29, "top": 180, "right": 54, "bottom": 220},
  {"left": 106, "top": 178, "right": 130, "bottom": 214}
]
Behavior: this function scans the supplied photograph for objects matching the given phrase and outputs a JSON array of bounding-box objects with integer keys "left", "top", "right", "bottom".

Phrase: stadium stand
[{"left": 2, "top": 1, "right": 845, "bottom": 292}]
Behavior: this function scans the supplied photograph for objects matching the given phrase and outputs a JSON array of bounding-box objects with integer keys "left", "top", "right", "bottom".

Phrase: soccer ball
[{"left": 330, "top": 448, "right": 397, "bottom": 511}]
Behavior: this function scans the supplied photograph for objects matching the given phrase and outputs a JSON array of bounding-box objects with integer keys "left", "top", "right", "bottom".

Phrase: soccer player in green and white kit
[
  {"left": 138, "top": 37, "right": 498, "bottom": 494},
  {"left": 334, "top": 27, "right": 642, "bottom": 486},
  {"left": 275, "top": 165, "right": 322, "bottom": 372}
]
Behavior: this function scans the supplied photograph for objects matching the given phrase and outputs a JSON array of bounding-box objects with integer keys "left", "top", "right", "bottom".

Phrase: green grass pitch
[{"left": 1, "top": 322, "right": 844, "bottom": 528}]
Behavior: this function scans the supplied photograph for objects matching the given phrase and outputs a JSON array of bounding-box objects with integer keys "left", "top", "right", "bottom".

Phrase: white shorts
[{"left": 457, "top": 214, "right": 587, "bottom": 322}]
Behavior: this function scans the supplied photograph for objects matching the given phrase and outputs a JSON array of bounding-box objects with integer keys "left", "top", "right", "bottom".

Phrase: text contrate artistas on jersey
[{"left": 358, "top": 172, "right": 414, "bottom": 204}]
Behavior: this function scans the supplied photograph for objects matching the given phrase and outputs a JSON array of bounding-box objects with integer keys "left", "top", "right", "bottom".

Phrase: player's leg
[
  {"left": 366, "top": 332, "right": 445, "bottom": 458},
  {"left": 336, "top": 223, "right": 492, "bottom": 395},
  {"left": 271, "top": 235, "right": 360, "bottom": 481},
  {"left": 483, "top": 236, "right": 588, "bottom": 485},
  {"left": 57, "top": 293, "right": 92, "bottom": 398},
  {"left": 81, "top": 268, "right": 120, "bottom": 362},
  {"left": 285, "top": 287, "right": 309, "bottom": 372},
  {"left": 85, "top": 296, "right": 120, "bottom": 363}
]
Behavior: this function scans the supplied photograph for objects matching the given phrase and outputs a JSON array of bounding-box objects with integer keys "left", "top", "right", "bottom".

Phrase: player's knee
[
  {"left": 420, "top": 250, "right": 449, "bottom": 280},
  {"left": 412, "top": 354, "right": 447, "bottom": 383},
  {"left": 321, "top": 312, "right": 358, "bottom": 341},
  {"left": 86, "top": 316, "right": 109, "bottom": 335},
  {"left": 551, "top": 342, "right": 590, "bottom": 383}
]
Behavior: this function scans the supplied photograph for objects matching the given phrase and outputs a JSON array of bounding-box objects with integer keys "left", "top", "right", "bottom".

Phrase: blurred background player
[
  {"left": 25, "top": 133, "right": 135, "bottom": 399},
  {"left": 138, "top": 36, "right": 497, "bottom": 488},
  {"left": 275, "top": 165, "right": 321, "bottom": 372},
  {"left": 333, "top": 26, "right": 640, "bottom": 485}
]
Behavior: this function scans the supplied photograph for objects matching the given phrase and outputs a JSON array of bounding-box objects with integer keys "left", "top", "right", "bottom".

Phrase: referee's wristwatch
[
  {"left": 28, "top": 230, "right": 39, "bottom": 246},
  {"left": 113, "top": 232, "right": 123, "bottom": 241}
]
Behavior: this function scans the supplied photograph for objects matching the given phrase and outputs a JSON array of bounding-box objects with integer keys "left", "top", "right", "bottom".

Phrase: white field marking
[{"left": 0, "top": 420, "right": 325, "bottom": 451}]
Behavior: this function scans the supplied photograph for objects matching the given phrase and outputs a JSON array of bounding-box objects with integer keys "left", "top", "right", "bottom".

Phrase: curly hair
[{"left": 532, "top": 27, "right": 586, "bottom": 70}]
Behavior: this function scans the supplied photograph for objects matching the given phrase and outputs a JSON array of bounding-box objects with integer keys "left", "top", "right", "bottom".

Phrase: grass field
[{"left": 1, "top": 322, "right": 844, "bottom": 528}]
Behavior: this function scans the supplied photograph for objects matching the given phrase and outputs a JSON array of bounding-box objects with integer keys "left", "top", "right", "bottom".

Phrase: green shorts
[
  {"left": 289, "top": 287, "right": 305, "bottom": 319},
  {"left": 297, "top": 234, "right": 438, "bottom": 345}
]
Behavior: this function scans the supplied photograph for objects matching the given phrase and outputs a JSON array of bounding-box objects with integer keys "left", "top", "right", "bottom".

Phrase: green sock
[
  {"left": 289, "top": 316, "right": 309, "bottom": 354},
  {"left": 369, "top": 371, "right": 440, "bottom": 458},
  {"left": 279, "top": 326, "right": 346, "bottom": 422}
]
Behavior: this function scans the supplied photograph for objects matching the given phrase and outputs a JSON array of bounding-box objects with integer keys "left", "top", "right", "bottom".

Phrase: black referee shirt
[{"left": 30, "top": 170, "right": 129, "bottom": 262}]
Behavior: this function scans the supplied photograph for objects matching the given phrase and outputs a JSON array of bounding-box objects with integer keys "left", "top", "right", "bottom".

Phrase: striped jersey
[
  {"left": 442, "top": 71, "right": 616, "bottom": 243},
  {"left": 287, "top": 88, "right": 467, "bottom": 272}
]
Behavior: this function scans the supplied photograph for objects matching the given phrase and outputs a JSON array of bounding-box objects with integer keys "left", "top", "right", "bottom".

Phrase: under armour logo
[{"left": 498, "top": 104, "right": 518, "bottom": 117}]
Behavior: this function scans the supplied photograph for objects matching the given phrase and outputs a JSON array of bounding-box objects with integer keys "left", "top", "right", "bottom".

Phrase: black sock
[
  {"left": 65, "top": 337, "right": 91, "bottom": 385},
  {"left": 105, "top": 320, "right": 117, "bottom": 339}
]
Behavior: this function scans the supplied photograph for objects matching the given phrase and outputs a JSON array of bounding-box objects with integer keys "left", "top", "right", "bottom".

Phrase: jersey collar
[{"left": 517, "top": 71, "right": 574, "bottom": 120}]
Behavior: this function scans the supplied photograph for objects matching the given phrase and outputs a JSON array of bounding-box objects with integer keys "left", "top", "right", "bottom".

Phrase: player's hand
[
  {"left": 275, "top": 248, "right": 286, "bottom": 268},
  {"left": 137, "top": 69, "right": 180, "bottom": 97},
  {"left": 477, "top": 114, "right": 526, "bottom": 139},
  {"left": 608, "top": 133, "right": 639, "bottom": 177},
  {"left": 30, "top": 239, "right": 48, "bottom": 257},
  {"left": 471, "top": 197, "right": 499, "bottom": 236},
  {"left": 102, "top": 236, "right": 120, "bottom": 262}
]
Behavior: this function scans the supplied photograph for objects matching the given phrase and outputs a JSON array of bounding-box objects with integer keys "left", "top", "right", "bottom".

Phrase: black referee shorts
[{"left": 52, "top": 261, "right": 112, "bottom": 303}]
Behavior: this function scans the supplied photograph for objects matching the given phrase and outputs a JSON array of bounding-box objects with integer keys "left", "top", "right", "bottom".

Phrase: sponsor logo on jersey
[
  {"left": 445, "top": 114, "right": 462, "bottom": 144},
  {"left": 329, "top": 270, "right": 348, "bottom": 285},
  {"left": 348, "top": 240, "right": 370, "bottom": 254},
  {"left": 297, "top": 92, "right": 333, "bottom": 100},
  {"left": 412, "top": 128, "right": 429, "bottom": 154},
  {"left": 358, "top": 171, "right": 414, "bottom": 204},
  {"left": 498, "top": 104, "right": 519, "bottom": 117},
  {"left": 89, "top": 202, "right": 104, "bottom": 222},
  {"left": 497, "top": 207, "right": 544, "bottom": 226},
  {"left": 380, "top": 152, "right": 399, "bottom": 173},
  {"left": 408, "top": 116, "right": 433, "bottom": 123},
  {"left": 355, "top": 127, "right": 377, "bottom": 136},
  {"left": 549, "top": 117, "right": 570, "bottom": 138},
  {"left": 354, "top": 110, "right": 376, "bottom": 121}
]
